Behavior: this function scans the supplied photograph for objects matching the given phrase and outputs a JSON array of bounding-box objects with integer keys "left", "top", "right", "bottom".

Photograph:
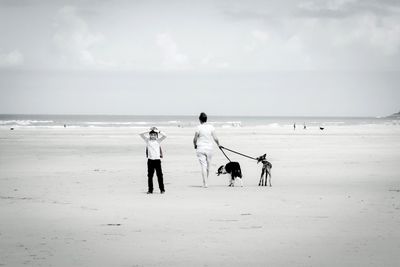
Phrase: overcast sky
[{"left": 0, "top": 0, "right": 399, "bottom": 116}]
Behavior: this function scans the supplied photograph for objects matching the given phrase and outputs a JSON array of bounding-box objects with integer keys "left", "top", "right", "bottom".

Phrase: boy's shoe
[
  {"left": 147, "top": 191, "right": 153, "bottom": 194},
  {"left": 160, "top": 190, "right": 165, "bottom": 194}
]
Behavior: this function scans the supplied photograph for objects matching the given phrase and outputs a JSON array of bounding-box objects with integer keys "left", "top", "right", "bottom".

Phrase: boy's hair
[
  {"left": 149, "top": 129, "right": 158, "bottom": 137},
  {"left": 199, "top": 112, "right": 207, "bottom": 123}
]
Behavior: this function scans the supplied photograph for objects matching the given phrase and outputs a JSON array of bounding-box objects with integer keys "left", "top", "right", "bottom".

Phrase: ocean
[{"left": 0, "top": 114, "right": 398, "bottom": 129}]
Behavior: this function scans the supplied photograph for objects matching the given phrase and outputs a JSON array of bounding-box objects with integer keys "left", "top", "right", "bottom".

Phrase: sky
[{"left": 0, "top": 0, "right": 399, "bottom": 116}]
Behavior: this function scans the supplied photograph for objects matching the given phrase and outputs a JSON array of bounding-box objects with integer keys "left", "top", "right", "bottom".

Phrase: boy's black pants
[{"left": 147, "top": 159, "right": 164, "bottom": 192}]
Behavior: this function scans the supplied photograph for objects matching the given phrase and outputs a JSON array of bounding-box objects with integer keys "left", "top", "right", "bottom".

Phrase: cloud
[
  {"left": 0, "top": 49, "right": 24, "bottom": 67},
  {"left": 221, "top": 0, "right": 400, "bottom": 19},
  {"left": 331, "top": 14, "right": 400, "bottom": 55},
  {"left": 244, "top": 29, "right": 270, "bottom": 52},
  {"left": 156, "top": 32, "right": 190, "bottom": 69},
  {"left": 2, "top": 0, "right": 399, "bottom": 72},
  {"left": 242, "top": 28, "right": 314, "bottom": 70},
  {"left": 297, "top": 0, "right": 400, "bottom": 18},
  {"left": 220, "top": 0, "right": 400, "bottom": 70},
  {"left": 200, "top": 55, "right": 230, "bottom": 70},
  {"left": 52, "top": 6, "right": 110, "bottom": 68}
]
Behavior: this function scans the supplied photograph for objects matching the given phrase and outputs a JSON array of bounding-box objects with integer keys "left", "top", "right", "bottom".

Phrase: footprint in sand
[{"left": 240, "top": 226, "right": 263, "bottom": 229}]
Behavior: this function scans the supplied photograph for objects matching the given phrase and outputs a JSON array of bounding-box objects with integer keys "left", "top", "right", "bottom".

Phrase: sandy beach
[{"left": 1, "top": 125, "right": 399, "bottom": 266}]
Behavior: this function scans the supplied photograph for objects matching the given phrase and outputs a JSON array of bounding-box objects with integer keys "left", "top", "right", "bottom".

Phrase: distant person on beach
[
  {"left": 139, "top": 127, "right": 167, "bottom": 194},
  {"left": 193, "top": 112, "right": 221, "bottom": 188},
  {"left": 303, "top": 123, "right": 306, "bottom": 130},
  {"left": 294, "top": 123, "right": 296, "bottom": 130}
]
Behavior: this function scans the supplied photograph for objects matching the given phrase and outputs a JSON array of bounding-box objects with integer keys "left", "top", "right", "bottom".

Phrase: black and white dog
[
  {"left": 216, "top": 162, "right": 243, "bottom": 187},
  {"left": 256, "top": 154, "right": 272, "bottom": 186}
]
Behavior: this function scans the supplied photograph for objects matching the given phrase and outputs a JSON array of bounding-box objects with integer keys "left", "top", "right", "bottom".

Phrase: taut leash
[
  {"left": 219, "top": 146, "right": 257, "bottom": 161},
  {"left": 219, "top": 146, "right": 232, "bottom": 162}
]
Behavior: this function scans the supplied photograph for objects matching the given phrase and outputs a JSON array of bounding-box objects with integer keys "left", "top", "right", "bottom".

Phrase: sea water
[{"left": 0, "top": 114, "right": 398, "bottom": 129}]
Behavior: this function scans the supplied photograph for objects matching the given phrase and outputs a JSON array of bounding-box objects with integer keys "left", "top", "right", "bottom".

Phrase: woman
[{"left": 193, "top": 112, "right": 221, "bottom": 187}]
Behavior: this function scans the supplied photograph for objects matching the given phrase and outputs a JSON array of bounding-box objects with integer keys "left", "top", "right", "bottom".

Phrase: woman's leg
[
  {"left": 197, "top": 152, "right": 208, "bottom": 187},
  {"left": 205, "top": 152, "right": 212, "bottom": 179}
]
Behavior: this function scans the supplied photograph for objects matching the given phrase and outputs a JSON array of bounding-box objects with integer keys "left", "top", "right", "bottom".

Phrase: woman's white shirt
[{"left": 196, "top": 123, "right": 215, "bottom": 153}]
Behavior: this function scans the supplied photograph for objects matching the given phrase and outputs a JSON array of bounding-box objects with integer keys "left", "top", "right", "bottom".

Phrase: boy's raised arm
[
  {"left": 139, "top": 130, "right": 149, "bottom": 141},
  {"left": 158, "top": 131, "right": 167, "bottom": 142}
]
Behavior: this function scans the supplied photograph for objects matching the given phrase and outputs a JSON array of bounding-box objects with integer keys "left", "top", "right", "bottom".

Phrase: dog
[
  {"left": 256, "top": 154, "right": 272, "bottom": 186},
  {"left": 216, "top": 161, "right": 243, "bottom": 187}
]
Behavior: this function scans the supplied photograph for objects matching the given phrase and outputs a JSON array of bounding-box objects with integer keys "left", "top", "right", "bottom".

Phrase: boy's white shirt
[
  {"left": 195, "top": 123, "right": 215, "bottom": 153},
  {"left": 139, "top": 131, "right": 167, "bottom": 160}
]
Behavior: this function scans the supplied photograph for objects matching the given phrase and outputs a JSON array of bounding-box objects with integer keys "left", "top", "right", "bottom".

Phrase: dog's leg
[
  {"left": 265, "top": 173, "right": 269, "bottom": 186},
  {"left": 268, "top": 168, "right": 272, "bottom": 187},
  {"left": 263, "top": 165, "right": 268, "bottom": 186},
  {"left": 260, "top": 167, "right": 264, "bottom": 186},
  {"left": 262, "top": 169, "right": 266, "bottom": 186},
  {"left": 238, "top": 177, "right": 243, "bottom": 187},
  {"left": 259, "top": 168, "right": 265, "bottom": 186},
  {"left": 228, "top": 174, "right": 234, "bottom": 187}
]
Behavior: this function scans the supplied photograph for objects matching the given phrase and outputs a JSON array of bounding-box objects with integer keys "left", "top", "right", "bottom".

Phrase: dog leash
[
  {"left": 219, "top": 146, "right": 232, "bottom": 162},
  {"left": 219, "top": 146, "right": 257, "bottom": 161}
]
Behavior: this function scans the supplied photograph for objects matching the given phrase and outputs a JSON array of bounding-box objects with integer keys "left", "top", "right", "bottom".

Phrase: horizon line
[{"left": 0, "top": 113, "right": 388, "bottom": 118}]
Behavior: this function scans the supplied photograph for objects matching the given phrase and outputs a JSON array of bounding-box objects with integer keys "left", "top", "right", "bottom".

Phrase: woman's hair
[{"left": 199, "top": 112, "right": 207, "bottom": 123}]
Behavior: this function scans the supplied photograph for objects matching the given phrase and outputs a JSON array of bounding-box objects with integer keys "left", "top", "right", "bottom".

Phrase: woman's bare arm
[
  {"left": 193, "top": 132, "right": 199, "bottom": 149},
  {"left": 211, "top": 131, "right": 220, "bottom": 147}
]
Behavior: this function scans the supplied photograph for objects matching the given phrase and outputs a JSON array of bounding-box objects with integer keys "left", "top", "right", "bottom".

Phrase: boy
[{"left": 139, "top": 127, "right": 167, "bottom": 194}]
